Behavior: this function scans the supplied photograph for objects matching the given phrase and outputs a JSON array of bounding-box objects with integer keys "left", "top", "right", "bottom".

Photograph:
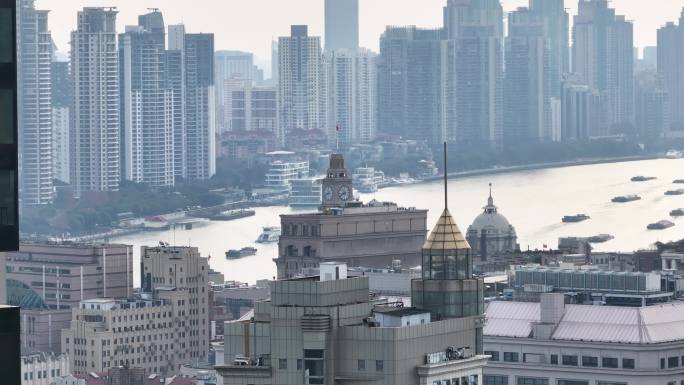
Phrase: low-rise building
[
  {"left": 6, "top": 242, "right": 133, "bottom": 354},
  {"left": 61, "top": 298, "right": 177, "bottom": 375},
  {"left": 511, "top": 266, "right": 672, "bottom": 306},
  {"left": 21, "top": 352, "right": 69, "bottom": 385},
  {"left": 277, "top": 200, "right": 427, "bottom": 278},
  {"left": 484, "top": 293, "right": 684, "bottom": 385},
  {"left": 217, "top": 266, "right": 487, "bottom": 385}
]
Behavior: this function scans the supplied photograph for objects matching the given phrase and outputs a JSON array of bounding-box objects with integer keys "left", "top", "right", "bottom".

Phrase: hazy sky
[{"left": 38, "top": 0, "right": 684, "bottom": 75}]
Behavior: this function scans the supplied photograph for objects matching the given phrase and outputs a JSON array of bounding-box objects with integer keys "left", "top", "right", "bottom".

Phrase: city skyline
[{"left": 40, "top": 0, "right": 682, "bottom": 75}]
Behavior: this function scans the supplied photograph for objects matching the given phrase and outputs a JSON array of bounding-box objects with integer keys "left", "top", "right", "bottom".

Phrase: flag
[
  {"left": 207, "top": 254, "right": 212, "bottom": 261},
  {"left": 543, "top": 244, "right": 548, "bottom": 249},
  {"left": 336, "top": 123, "right": 340, "bottom": 132}
]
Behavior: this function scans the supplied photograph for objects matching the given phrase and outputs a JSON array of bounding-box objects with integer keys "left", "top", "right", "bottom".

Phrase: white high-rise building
[
  {"left": 17, "top": 0, "right": 53, "bottom": 205},
  {"left": 70, "top": 7, "right": 120, "bottom": 195},
  {"left": 505, "top": 7, "right": 552, "bottom": 145},
  {"left": 51, "top": 61, "right": 70, "bottom": 184},
  {"left": 658, "top": 9, "right": 684, "bottom": 136},
  {"left": 573, "top": 0, "right": 634, "bottom": 134},
  {"left": 215, "top": 50, "right": 263, "bottom": 132},
  {"left": 167, "top": 25, "right": 215, "bottom": 180},
  {"left": 322, "top": 48, "right": 377, "bottom": 148},
  {"left": 51, "top": 107, "right": 69, "bottom": 184},
  {"left": 278, "top": 25, "right": 322, "bottom": 146},
  {"left": 119, "top": 11, "right": 175, "bottom": 187}
]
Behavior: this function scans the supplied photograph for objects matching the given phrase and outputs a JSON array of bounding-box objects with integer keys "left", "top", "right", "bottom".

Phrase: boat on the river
[
  {"left": 666, "top": 150, "right": 684, "bottom": 159},
  {"left": 225, "top": 247, "right": 258, "bottom": 259},
  {"left": 612, "top": 195, "right": 641, "bottom": 203},
  {"left": 674, "top": 179, "right": 684, "bottom": 184},
  {"left": 671, "top": 209, "right": 684, "bottom": 217},
  {"left": 631, "top": 176, "right": 656, "bottom": 182},
  {"left": 256, "top": 226, "right": 281, "bottom": 243},
  {"left": 562, "top": 214, "right": 590, "bottom": 223},
  {"left": 647, "top": 220, "right": 675, "bottom": 230},
  {"left": 587, "top": 234, "right": 615, "bottom": 243},
  {"left": 665, "top": 189, "right": 684, "bottom": 196}
]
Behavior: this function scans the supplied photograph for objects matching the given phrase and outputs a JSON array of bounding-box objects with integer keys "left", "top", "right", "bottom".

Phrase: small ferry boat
[
  {"left": 225, "top": 247, "right": 258, "bottom": 259},
  {"left": 666, "top": 150, "right": 684, "bottom": 159},
  {"left": 665, "top": 189, "right": 684, "bottom": 196},
  {"left": 674, "top": 179, "right": 684, "bottom": 184},
  {"left": 587, "top": 234, "right": 615, "bottom": 243},
  {"left": 671, "top": 208, "right": 684, "bottom": 217},
  {"left": 562, "top": 214, "right": 590, "bottom": 223},
  {"left": 611, "top": 195, "right": 641, "bottom": 203},
  {"left": 631, "top": 176, "right": 656, "bottom": 182},
  {"left": 256, "top": 226, "right": 281, "bottom": 243},
  {"left": 647, "top": 220, "right": 675, "bottom": 230}
]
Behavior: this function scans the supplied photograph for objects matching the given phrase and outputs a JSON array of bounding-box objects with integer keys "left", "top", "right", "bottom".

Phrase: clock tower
[{"left": 320, "top": 153, "right": 354, "bottom": 209}]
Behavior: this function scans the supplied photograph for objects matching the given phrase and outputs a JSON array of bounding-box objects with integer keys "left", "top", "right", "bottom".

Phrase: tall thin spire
[{"left": 444, "top": 142, "right": 448, "bottom": 210}]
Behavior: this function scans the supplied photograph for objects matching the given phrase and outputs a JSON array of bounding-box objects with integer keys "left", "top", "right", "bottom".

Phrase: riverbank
[
  {"left": 424, "top": 154, "right": 662, "bottom": 183},
  {"left": 115, "top": 157, "right": 684, "bottom": 285}
]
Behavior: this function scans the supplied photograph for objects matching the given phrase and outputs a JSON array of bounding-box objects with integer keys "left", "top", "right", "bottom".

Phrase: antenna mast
[{"left": 443, "top": 142, "right": 448, "bottom": 210}]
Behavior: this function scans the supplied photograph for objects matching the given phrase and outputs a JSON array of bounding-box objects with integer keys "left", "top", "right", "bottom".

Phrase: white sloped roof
[
  {"left": 485, "top": 301, "right": 684, "bottom": 344},
  {"left": 552, "top": 305, "right": 642, "bottom": 343},
  {"left": 484, "top": 301, "right": 540, "bottom": 338}
]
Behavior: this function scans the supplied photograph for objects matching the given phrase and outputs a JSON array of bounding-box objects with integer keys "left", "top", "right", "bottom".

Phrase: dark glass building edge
[
  {"left": 0, "top": 306, "right": 20, "bottom": 385},
  {"left": 0, "top": 0, "right": 19, "bottom": 252}
]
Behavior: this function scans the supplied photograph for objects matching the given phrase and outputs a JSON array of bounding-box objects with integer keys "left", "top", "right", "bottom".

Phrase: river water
[{"left": 113, "top": 158, "right": 684, "bottom": 286}]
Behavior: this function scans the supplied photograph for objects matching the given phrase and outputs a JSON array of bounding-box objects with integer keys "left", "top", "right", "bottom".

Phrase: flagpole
[{"left": 336, "top": 123, "right": 340, "bottom": 152}]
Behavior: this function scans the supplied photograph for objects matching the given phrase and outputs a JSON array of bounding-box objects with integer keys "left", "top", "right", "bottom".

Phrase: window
[
  {"left": 296, "top": 359, "right": 303, "bottom": 370},
  {"left": 503, "top": 352, "right": 519, "bottom": 362},
  {"left": 557, "top": 381, "right": 588, "bottom": 385},
  {"left": 581, "top": 356, "right": 598, "bottom": 367},
  {"left": 484, "top": 376, "right": 508, "bottom": 385},
  {"left": 485, "top": 351, "right": 499, "bottom": 361},
  {"left": 597, "top": 382, "right": 627, "bottom": 385},
  {"left": 621, "top": 358, "right": 634, "bottom": 369},
  {"left": 357, "top": 359, "right": 366, "bottom": 371},
  {"left": 561, "top": 355, "right": 578, "bottom": 366},
  {"left": 278, "top": 359, "right": 287, "bottom": 370},
  {"left": 516, "top": 378, "right": 547, "bottom": 385},
  {"left": 375, "top": 360, "right": 383, "bottom": 372},
  {"left": 550, "top": 354, "right": 558, "bottom": 365},
  {"left": 661, "top": 358, "right": 666, "bottom": 369},
  {"left": 524, "top": 353, "right": 543, "bottom": 364},
  {"left": 602, "top": 357, "right": 618, "bottom": 368},
  {"left": 669, "top": 356, "right": 680, "bottom": 368}
]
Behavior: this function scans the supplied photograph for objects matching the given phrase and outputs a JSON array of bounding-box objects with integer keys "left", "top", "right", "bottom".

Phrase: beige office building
[
  {"left": 140, "top": 246, "right": 210, "bottom": 363},
  {"left": 62, "top": 298, "right": 178, "bottom": 375}
]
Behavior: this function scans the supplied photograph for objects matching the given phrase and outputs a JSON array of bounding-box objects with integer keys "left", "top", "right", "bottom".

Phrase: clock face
[
  {"left": 338, "top": 186, "right": 351, "bottom": 201},
  {"left": 323, "top": 186, "right": 333, "bottom": 201}
]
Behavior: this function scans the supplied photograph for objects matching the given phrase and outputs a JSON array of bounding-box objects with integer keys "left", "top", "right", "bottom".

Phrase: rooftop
[
  {"left": 423, "top": 208, "right": 470, "bottom": 250},
  {"left": 485, "top": 301, "right": 684, "bottom": 344},
  {"left": 373, "top": 306, "right": 429, "bottom": 317},
  {"left": 281, "top": 200, "right": 425, "bottom": 218}
]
